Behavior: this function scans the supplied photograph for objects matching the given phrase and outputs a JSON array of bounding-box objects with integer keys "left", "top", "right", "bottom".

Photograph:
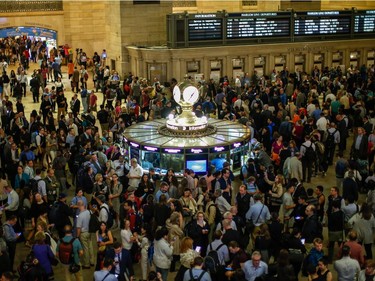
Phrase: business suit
[
  {"left": 105, "top": 248, "right": 134, "bottom": 281},
  {"left": 351, "top": 132, "right": 368, "bottom": 160}
]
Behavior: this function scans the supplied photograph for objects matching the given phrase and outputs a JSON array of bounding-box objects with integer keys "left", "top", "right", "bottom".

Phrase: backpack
[
  {"left": 302, "top": 143, "right": 316, "bottom": 161},
  {"left": 89, "top": 211, "right": 101, "bottom": 233},
  {"left": 205, "top": 243, "right": 225, "bottom": 275},
  {"left": 147, "top": 240, "right": 154, "bottom": 266},
  {"left": 208, "top": 204, "right": 222, "bottom": 226},
  {"left": 58, "top": 238, "right": 75, "bottom": 265},
  {"left": 301, "top": 253, "right": 311, "bottom": 277},
  {"left": 18, "top": 204, "right": 31, "bottom": 220},
  {"left": 325, "top": 129, "right": 337, "bottom": 149},
  {"left": 100, "top": 206, "right": 114, "bottom": 229},
  {"left": 239, "top": 164, "right": 250, "bottom": 181},
  {"left": 188, "top": 269, "right": 206, "bottom": 281},
  {"left": 48, "top": 202, "right": 60, "bottom": 225},
  {"left": 29, "top": 178, "right": 42, "bottom": 194}
]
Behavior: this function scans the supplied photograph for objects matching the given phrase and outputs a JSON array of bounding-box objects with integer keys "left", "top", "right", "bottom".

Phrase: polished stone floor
[{"left": 4, "top": 61, "right": 372, "bottom": 280}]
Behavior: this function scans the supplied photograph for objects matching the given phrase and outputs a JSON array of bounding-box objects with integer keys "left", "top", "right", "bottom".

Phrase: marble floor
[{"left": 3, "top": 61, "right": 372, "bottom": 280}]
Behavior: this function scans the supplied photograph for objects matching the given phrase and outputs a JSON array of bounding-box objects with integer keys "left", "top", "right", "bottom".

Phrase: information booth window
[
  {"left": 160, "top": 148, "right": 185, "bottom": 176},
  {"left": 140, "top": 146, "right": 161, "bottom": 172},
  {"left": 208, "top": 146, "right": 230, "bottom": 174},
  {"left": 186, "top": 148, "right": 209, "bottom": 176},
  {"left": 230, "top": 142, "right": 248, "bottom": 170}
]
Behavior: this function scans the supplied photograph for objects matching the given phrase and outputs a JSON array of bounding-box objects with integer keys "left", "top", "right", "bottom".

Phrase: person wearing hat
[{"left": 55, "top": 193, "right": 74, "bottom": 238}]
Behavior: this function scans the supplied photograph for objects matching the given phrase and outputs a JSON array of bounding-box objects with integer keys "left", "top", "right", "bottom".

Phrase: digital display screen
[
  {"left": 186, "top": 160, "right": 207, "bottom": 173},
  {"left": 227, "top": 12, "right": 290, "bottom": 38},
  {"left": 294, "top": 11, "right": 351, "bottom": 36},
  {"left": 354, "top": 10, "right": 375, "bottom": 33},
  {"left": 188, "top": 14, "right": 222, "bottom": 41}
]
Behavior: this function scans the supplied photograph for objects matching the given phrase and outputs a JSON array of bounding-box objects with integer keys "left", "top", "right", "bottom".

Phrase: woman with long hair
[
  {"left": 137, "top": 223, "right": 154, "bottom": 281},
  {"left": 166, "top": 212, "right": 184, "bottom": 272},
  {"left": 186, "top": 211, "right": 210, "bottom": 257},
  {"left": 109, "top": 173, "right": 122, "bottom": 227},
  {"left": 136, "top": 173, "right": 155, "bottom": 204},
  {"left": 56, "top": 128, "right": 67, "bottom": 151},
  {"left": 317, "top": 257, "right": 332, "bottom": 281},
  {"left": 95, "top": 221, "right": 113, "bottom": 270},
  {"left": 32, "top": 232, "right": 55, "bottom": 280},
  {"left": 350, "top": 203, "right": 375, "bottom": 259},
  {"left": 93, "top": 173, "right": 108, "bottom": 201},
  {"left": 265, "top": 174, "right": 285, "bottom": 213},
  {"left": 175, "top": 237, "right": 199, "bottom": 281},
  {"left": 163, "top": 169, "right": 179, "bottom": 199},
  {"left": 254, "top": 224, "right": 272, "bottom": 264},
  {"left": 46, "top": 131, "right": 58, "bottom": 165},
  {"left": 274, "top": 249, "right": 296, "bottom": 281},
  {"left": 153, "top": 227, "right": 174, "bottom": 281},
  {"left": 180, "top": 188, "right": 197, "bottom": 224}
]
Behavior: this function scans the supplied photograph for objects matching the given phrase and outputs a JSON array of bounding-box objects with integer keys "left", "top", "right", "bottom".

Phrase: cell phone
[
  {"left": 295, "top": 216, "right": 301, "bottom": 220},
  {"left": 301, "top": 238, "right": 305, "bottom": 245},
  {"left": 225, "top": 267, "right": 233, "bottom": 271},
  {"left": 115, "top": 274, "right": 119, "bottom": 278},
  {"left": 195, "top": 246, "right": 201, "bottom": 252},
  {"left": 17, "top": 232, "right": 22, "bottom": 236}
]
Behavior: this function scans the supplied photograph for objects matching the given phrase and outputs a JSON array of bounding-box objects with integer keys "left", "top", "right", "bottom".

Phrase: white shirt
[
  {"left": 316, "top": 116, "right": 329, "bottom": 131},
  {"left": 120, "top": 228, "right": 133, "bottom": 250},
  {"left": 128, "top": 164, "right": 143, "bottom": 188}
]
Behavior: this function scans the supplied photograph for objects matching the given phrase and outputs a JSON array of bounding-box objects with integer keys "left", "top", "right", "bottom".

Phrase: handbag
[
  {"left": 50, "top": 256, "right": 59, "bottom": 266},
  {"left": 69, "top": 263, "right": 81, "bottom": 273}
]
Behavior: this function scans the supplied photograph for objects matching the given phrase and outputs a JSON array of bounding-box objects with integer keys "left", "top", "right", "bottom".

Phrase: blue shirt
[
  {"left": 245, "top": 202, "right": 271, "bottom": 225},
  {"left": 183, "top": 268, "right": 211, "bottom": 281},
  {"left": 155, "top": 190, "right": 169, "bottom": 203},
  {"left": 243, "top": 260, "right": 268, "bottom": 281},
  {"left": 94, "top": 270, "right": 118, "bottom": 281}
]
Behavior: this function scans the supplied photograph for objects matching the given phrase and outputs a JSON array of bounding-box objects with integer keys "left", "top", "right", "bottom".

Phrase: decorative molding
[
  {"left": 172, "top": 0, "right": 196, "bottom": 8},
  {"left": 0, "top": 0, "right": 63, "bottom": 13},
  {"left": 242, "top": 0, "right": 258, "bottom": 6}
]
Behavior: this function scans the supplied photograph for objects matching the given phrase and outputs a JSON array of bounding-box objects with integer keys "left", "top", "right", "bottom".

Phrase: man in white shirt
[{"left": 127, "top": 158, "right": 143, "bottom": 190}]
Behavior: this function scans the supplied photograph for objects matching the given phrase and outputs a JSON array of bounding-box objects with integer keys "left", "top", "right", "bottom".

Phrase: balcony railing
[{"left": 0, "top": 0, "right": 63, "bottom": 13}]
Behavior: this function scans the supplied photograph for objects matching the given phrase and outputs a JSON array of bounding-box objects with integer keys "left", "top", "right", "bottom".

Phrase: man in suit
[
  {"left": 71, "top": 94, "right": 81, "bottom": 118},
  {"left": 105, "top": 241, "right": 134, "bottom": 281},
  {"left": 351, "top": 127, "right": 368, "bottom": 160}
]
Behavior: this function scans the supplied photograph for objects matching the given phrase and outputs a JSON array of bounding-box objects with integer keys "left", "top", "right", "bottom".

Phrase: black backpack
[
  {"left": 325, "top": 129, "right": 337, "bottom": 148},
  {"left": 100, "top": 206, "right": 114, "bottom": 229},
  {"left": 89, "top": 211, "right": 101, "bottom": 233},
  {"left": 48, "top": 202, "right": 60, "bottom": 225},
  {"left": 205, "top": 243, "right": 225, "bottom": 275},
  {"left": 302, "top": 143, "right": 316, "bottom": 161},
  {"left": 301, "top": 253, "right": 311, "bottom": 277},
  {"left": 29, "top": 178, "right": 42, "bottom": 194}
]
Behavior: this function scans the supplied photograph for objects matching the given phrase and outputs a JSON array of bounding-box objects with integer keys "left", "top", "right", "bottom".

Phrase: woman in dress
[
  {"left": 95, "top": 221, "right": 113, "bottom": 270},
  {"left": 109, "top": 173, "right": 122, "bottom": 228},
  {"left": 32, "top": 232, "right": 55, "bottom": 280}
]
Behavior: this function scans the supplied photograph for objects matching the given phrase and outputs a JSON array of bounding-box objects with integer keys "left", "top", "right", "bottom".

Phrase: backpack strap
[
  {"left": 197, "top": 270, "right": 206, "bottom": 281},
  {"left": 215, "top": 243, "right": 224, "bottom": 251},
  {"left": 101, "top": 272, "right": 110, "bottom": 281}
]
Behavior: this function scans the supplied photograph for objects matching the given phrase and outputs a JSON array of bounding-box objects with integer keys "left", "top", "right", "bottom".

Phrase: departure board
[
  {"left": 294, "top": 11, "right": 351, "bottom": 36},
  {"left": 354, "top": 10, "right": 375, "bottom": 33},
  {"left": 188, "top": 14, "right": 223, "bottom": 41},
  {"left": 227, "top": 12, "right": 290, "bottom": 38}
]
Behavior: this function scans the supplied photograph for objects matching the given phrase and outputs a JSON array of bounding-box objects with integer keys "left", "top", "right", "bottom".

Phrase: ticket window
[
  {"left": 294, "top": 54, "right": 305, "bottom": 72},
  {"left": 148, "top": 63, "right": 167, "bottom": 84},
  {"left": 274, "top": 56, "right": 286, "bottom": 73},
  {"left": 350, "top": 52, "right": 360, "bottom": 68},
  {"left": 187, "top": 61, "right": 200, "bottom": 81},
  {"left": 232, "top": 58, "right": 244, "bottom": 80},
  {"left": 254, "top": 57, "right": 265, "bottom": 77},
  {"left": 313, "top": 54, "right": 324, "bottom": 72},
  {"left": 367, "top": 50, "right": 375, "bottom": 67},
  {"left": 332, "top": 52, "right": 343, "bottom": 68},
  {"left": 210, "top": 60, "right": 222, "bottom": 83}
]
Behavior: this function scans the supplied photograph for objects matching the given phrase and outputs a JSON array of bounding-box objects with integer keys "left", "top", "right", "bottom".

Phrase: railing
[{"left": 0, "top": 0, "right": 63, "bottom": 13}]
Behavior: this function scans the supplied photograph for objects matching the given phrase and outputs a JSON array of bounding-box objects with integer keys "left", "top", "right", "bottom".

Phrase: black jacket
[{"left": 105, "top": 248, "right": 134, "bottom": 281}]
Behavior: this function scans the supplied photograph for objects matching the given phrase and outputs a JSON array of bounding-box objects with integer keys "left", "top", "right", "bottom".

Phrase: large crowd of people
[{"left": 0, "top": 35, "right": 374, "bottom": 281}]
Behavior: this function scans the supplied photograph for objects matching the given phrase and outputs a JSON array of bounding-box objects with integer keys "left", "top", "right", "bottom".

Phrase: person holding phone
[
  {"left": 2, "top": 215, "right": 21, "bottom": 273},
  {"left": 175, "top": 237, "right": 199, "bottom": 281}
]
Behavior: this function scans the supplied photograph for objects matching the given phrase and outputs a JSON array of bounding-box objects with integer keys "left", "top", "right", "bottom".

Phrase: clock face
[
  {"left": 183, "top": 86, "right": 199, "bottom": 104},
  {"left": 173, "top": 85, "right": 181, "bottom": 103}
]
